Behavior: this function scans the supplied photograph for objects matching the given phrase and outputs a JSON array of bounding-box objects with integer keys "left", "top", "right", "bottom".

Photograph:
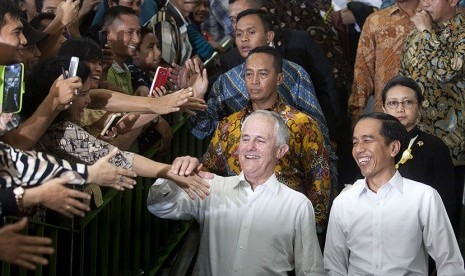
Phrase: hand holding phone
[
  {"left": 100, "top": 112, "right": 123, "bottom": 137},
  {"left": 149, "top": 67, "right": 170, "bottom": 97}
]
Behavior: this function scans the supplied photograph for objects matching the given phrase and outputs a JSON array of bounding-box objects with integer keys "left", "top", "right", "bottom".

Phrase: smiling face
[
  {"left": 420, "top": 0, "right": 457, "bottom": 24},
  {"left": 245, "top": 52, "right": 283, "bottom": 110},
  {"left": 235, "top": 14, "right": 273, "bottom": 59},
  {"left": 238, "top": 113, "right": 288, "bottom": 186},
  {"left": 192, "top": 0, "right": 209, "bottom": 23},
  {"left": 65, "top": 78, "right": 91, "bottom": 123},
  {"left": 383, "top": 85, "right": 420, "bottom": 131},
  {"left": 84, "top": 59, "right": 103, "bottom": 89},
  {"left": 108, "top": 14, "right": 141, "bottom": 60},
  {"left": 0, "top": 14, "right": 27, "bottom": 64},
  {"left": 352, "top": 118, "right": 399, "bottom": 186},
  {"left": 134, "top": 32, "right": 161, "bottom": 71}
]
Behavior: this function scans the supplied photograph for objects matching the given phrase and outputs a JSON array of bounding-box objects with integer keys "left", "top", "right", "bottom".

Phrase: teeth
[
  {"left": 92, "top": 76, "right": 100, "bottom": 80},
  {"left": 245, "top": 155, "right": 259, "bottom": 159},
  {"left": 358, "top": 157, "right": 370, "bottom": 164}
]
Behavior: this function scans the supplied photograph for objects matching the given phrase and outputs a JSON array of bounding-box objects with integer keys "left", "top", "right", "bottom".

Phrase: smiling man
[
  {"left": 148, "top": 110, "right": 324, "bottom": 275},
  {"left": 200, "top": 46, "right": 331, "bottom": 237},
  {"left": 324, "top": 112, "right": 464, "bottom": 275},
  {"left": 104, "top": 6, "right": 140, "bottom": 94}
]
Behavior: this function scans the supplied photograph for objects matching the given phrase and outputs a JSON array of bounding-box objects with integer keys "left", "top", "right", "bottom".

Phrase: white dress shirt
[
  {"left": 147, "top": 173, "right": 325, "bottom": 276},
  {"left": 324, "top": 171, "right": 465, "bottom": 275}
]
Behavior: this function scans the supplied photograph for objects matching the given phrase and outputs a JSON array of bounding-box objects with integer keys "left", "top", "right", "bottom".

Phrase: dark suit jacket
[{"left": 219, "top": 28, "right": 341, "bottom": 139}]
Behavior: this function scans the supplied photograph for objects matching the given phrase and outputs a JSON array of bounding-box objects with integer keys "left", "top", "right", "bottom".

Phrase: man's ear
[
  {"left": 266, "top": 31, "right": 275, "bottom": 44},
  {"left": 276, "top": 144, "right": 289, "bottom": 159},
  {"left": 277, "top": 72, "right": 284, "bottom": 86},
  {"left": 390, "top": 140, "right": 401, "bottom": 158}
]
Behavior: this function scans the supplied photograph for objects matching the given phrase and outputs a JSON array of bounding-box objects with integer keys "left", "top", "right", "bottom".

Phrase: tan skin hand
[
  {"left": 50, "top": 75, "right": 82, "bottom": 110},
  {"left": 411, "top": 10, "right": 432, "bottom": 32},
  {"left": 87, "top": 147, "right": 138, "bottom": 190},
  {"left": 56, "top": 0, "right": 80, "bottom": 27},
  {"left": 0, "top": 218, "right": 54, "bottom": 270},
  {"left": 166, "top": 169, "right": 211, "bottom": 200},
  {"left": 32, "top": 177, "right": 91, "bottom": 218}
]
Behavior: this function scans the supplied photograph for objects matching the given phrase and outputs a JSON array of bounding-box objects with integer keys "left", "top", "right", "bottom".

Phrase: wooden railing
[{"left": 1, "top": 116, "right": 209, "bottom": 276}]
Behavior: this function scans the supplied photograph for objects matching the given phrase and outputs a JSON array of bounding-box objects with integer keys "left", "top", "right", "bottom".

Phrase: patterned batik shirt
[
  {"left": 201, "top": 98, "right": 331, "bottom": 233},
  {"left": 188, "top": 59, "right": 338, "bottom": 191},
  {"left": 399, "top": 13, "right": 465, "bottom": 165},
  {"left": 348, "top": 4, "right": 414, "bottom": 121},
  {"left": 264, "top": 0, "right": 353, "bottom": 89},
  {"left": 37, "top": 121, "right": 134, "bottom": 168}
]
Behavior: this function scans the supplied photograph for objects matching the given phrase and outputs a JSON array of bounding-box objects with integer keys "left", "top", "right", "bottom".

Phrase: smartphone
[
  {"left": 98, "top": 29, "right": 108, "bottom": 47},
  {"left": 68, "top": 56, "right": 79, "bottom": 78},
  {"left": 149, "top": 67, "right": 170, "bottom": 97},
  {"left": 100, "top": 112, "right": 123, "bottom": 137},
  {"left": 0, "top": 63, "right": 25, "bottom": 113}
]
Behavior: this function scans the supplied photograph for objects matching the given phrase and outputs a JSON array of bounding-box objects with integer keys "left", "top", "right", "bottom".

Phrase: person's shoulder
[
  {"left": 401, "top": 175, "right": 438, "bottom": 196},
  {"left": 217, "top": 110, "right": 244, "bottom": 128},
  {"left": 333, "top": 179, "right": 366, "bottom": 203},
  {"left": 278, "top": 183, "right": 310, "bottom": 204},
  {"left": 282, "top": 59, "right": 309, "bottom": 77}
]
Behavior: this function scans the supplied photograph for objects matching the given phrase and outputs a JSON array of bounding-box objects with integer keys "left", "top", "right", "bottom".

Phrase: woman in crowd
[
  {"left": 382, "top": 76, "right": 457, "bottom": 227},
  {"left": 21, "top": 57, "right": 210, "bottom": 200}
]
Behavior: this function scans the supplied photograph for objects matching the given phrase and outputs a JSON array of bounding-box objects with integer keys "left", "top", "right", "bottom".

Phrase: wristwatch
[{"left": 13, "top": 186, "right": 25, "bottom": 210}]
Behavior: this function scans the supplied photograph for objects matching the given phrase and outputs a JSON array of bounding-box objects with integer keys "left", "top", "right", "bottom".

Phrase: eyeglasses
[{"left": 385, "top": 99, "right": 418, "bottom": 109}]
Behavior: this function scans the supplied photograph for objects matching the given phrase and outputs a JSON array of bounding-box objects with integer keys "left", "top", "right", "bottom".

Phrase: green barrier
[{"left": 1, "top": 115, "right": 210, "bottom": 276}]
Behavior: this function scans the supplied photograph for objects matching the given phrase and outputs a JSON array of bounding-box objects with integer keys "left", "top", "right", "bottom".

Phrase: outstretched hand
[
  {"left": 0, "top": 218, "right": 54, "bottom": 270},
  {"left": 149, "top": 88, "right": 206, "bottom": 115},
  {"left": 88, "top": 147, "right": 138, "bottom": 190}
]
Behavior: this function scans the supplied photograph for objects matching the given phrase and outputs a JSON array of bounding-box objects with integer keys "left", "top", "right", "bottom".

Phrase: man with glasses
[{"left": 381, "top": 76, "right": 456, "bottom": 228}]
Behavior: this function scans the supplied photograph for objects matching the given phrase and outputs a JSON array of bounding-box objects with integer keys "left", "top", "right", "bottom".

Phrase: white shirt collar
[
  {"left": 237, "top": 172, "right": 280, "bottom": 195},
  {"left": 359, "top": 171, "right": 404, "bottom": 198}
]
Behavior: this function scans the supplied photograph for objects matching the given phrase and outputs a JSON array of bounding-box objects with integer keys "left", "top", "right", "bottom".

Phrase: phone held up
[
  {"left": 149, "top": 67, "right": 170, "bottom": 97},
  {"left": 0, "top": 63, "right": 25, "bottom": 113},
  {"left": 100, "top": 112, "right": 123, "bottom": 137}
]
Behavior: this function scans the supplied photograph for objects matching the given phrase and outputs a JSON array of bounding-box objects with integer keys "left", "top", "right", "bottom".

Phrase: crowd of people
[{"left": 0, "top": 0, "right": 464, "bottom": 274}]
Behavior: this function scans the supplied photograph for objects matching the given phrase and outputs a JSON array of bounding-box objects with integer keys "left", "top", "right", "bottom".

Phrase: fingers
[
  {"left": 102, "top": 147, "right": 119, "bottom": 162},
  {"left": 14, "top": 258, "right": 39, "bottom": 270},
  {"left": 198, "top": 171, "right": 215, "bottom": 179},
  {"left": 5, "top": 217, "right": 28, "bottom": 232},
  {"left": 20, "top": 240, "right": 54, "bottom": 254},
  {"left": 62, "top": 197, "right": 90, "bottom": 217},
  {"left": 182, "top": 187, "right": 196, "bottom": 200}
]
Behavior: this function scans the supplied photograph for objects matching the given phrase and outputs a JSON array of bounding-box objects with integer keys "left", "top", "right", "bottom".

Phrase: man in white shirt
[
  {"left": 324, "top": 112, "right": 465, "bottom": 275},
  {"left": 147, "top": 110, "right": 325, "bottom": 275}
]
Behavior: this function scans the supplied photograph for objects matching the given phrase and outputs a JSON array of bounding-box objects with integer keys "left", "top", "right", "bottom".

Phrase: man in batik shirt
[
  {"left": 201, "top": 46, "right": 331, "bottom": 237},
  {"left": 399, "top": 0, "right": 465, "bottom": 240},
  {"left": 348, "top": 0, "right": 419, "bottom": 124}
]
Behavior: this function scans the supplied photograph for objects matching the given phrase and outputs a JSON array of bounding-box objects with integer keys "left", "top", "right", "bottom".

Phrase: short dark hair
[
  {"left": 357, "top": 112, "right": 408, "bottom": 148},
  {"left": 103, "top": 6, "right": 137, "bottom": 28},
  {"left": 236, "top": 9, "right": 272, "bottom": 32},
  {"left": 34, "top": 0, "right": 44, "bottom": 14},
  {"left": 29, "top": 12, "right": 56, "bottom": 31},
  {"left": 229, "top": 0, "right": 264, "bottom": 9},
  {"left": 0, "top": 0, "right": 23, "bottom": 28},
  {"left": 58, "top": 37, "right": 103, "bottom": 61},
  {"left": 381, "top": 76, "right": 424, "bottom": 104},
  {"left": 247, "top": 46, "right": 282, "bottom": 73},
  {"left": 22, "top": 57, "right": 91, "bottom": 120},
  {"left": 137, "top": 26, "right": 153, "bottom": 51}
]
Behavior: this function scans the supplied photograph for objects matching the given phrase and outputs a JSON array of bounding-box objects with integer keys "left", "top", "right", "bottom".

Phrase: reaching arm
[
  {"left": 88, "top": 88, "right": 206, "bottom": 115},
  {"left": 3, "top": 75, "right": 81, "bottom": 150}
]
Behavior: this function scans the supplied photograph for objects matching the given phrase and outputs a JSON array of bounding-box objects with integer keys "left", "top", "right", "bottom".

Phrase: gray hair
[{"left": 241, "top": 110, "right": 289, "bottom": 146}]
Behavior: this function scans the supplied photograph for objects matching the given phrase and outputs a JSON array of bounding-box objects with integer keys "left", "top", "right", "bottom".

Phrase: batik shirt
[
  {"left": 189, "top": 59, "right": 337, "bottom": 190},
  {"left": 201, "top": 98, "right": 331, "bottom": 233},
  {"left": 37, "top": 121, "right": 134, "bottom": 168},
  {"left": 264, "top": 0, "right": 353, "bottom": 89},
  {"left": 399, "top": 13, "right": 465, "bottom": 165},
  {"left": 348, "top": 4, "right": 414, "bottom": 121}
]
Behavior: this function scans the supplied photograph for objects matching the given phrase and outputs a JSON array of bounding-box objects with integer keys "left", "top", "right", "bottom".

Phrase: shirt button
[
  {"left": 234, "top": 268, "right": 238, "bottom": 272},
  {"left": 239, "top": 246, "right": 243, "bottom": 249}
]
